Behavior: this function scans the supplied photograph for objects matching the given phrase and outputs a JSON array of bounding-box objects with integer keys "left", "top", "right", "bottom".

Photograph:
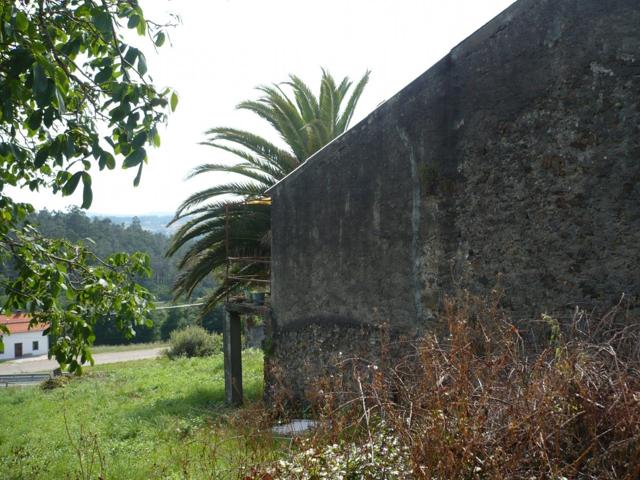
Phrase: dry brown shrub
[{"left": 300, "top": 294, "right": 640, "bottom": 479}]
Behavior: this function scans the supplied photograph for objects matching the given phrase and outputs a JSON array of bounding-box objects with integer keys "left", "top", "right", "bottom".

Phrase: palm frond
[
  {"left": 202, "top": 127, "right": 299, "bottom": 173},
  {"left": 335, "top": 76, "right": 352, "bottom": 105},
  {"left": 336, "top": 70, "right": 371, "bottom": 134},
  {"left": 319, "top": 68, "right": 339, "bottom": 138},
  {"left": 187, "top": 163, "right": 276, "bottom": 187},
  {"left": 286, "top": 74, "right": 320, "bottom": 123},
  {"left": 238, "top": 98, "right": 308, "bottom": 161},
  {"left": 168, "top": 68, "right": 370, "bottom": 309},
  {"left": 173, "top": 182, "right": 266, "bottom": 217}
]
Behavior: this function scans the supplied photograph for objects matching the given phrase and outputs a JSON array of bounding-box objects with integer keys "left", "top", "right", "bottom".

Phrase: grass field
[
  {"left": 90, "top": 341, "right": 169, "bottom": 354},
  {"left": 0, "top": 350, "right": 275, "bottom": 479}
]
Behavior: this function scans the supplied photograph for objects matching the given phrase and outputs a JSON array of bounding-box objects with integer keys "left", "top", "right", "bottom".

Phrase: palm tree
[{"left": 167, "top": 69, "right": 370, "bottom": 310}]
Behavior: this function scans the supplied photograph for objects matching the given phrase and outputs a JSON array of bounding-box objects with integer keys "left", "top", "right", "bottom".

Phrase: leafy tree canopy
[{"left": 0, "top": 0, "right": 177, "bottom": 372}]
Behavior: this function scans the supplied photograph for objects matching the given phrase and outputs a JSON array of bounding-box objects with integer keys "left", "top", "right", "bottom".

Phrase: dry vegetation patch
[{"left": 252, "top": 295, "right": 640, "bottom": 479}]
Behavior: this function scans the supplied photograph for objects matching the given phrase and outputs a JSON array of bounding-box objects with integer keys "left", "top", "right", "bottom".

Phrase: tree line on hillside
[
  {"left": 31, "top": 207, "right": 188, "bottom": 300},
  {"left": 0, "top": 207, "right": 220, "bottom": 345}
]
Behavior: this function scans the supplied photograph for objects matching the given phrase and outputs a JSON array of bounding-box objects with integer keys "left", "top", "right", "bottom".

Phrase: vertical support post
[
  {"left": 262, "top": 309, "right": 274, "bottom": 404},
  {"left": 223, "top": 310, "right": 243, "bottom": 406}
]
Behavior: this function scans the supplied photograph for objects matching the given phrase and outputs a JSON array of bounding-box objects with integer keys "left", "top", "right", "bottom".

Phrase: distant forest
[
  {"left": 1, "top": 208, "right": 222, "bottom": 345},
  {"left": 89, "top": 213, "right": 182, "bottom": 235},
  {"left": 32, "top": 207, "right": 190, "bottom": 301}
]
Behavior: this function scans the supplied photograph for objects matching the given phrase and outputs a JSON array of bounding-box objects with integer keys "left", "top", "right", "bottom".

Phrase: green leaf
[
  {"left": 62, "top": 171, "right": 82, "bottom": 196},
  {"left": 54, "top": 87, "right": 66, "bottom": 115},
  {"left": 133, "top": 162, "right": 143, "bottom": 186},
  {"left": 35, "top": 79, "right": 54, "bottom": 109},
  {"left": 124, "top": 46, "right": 139, "bottom": 67},
  {"left": 43, "top": 108, "right": 55, "bottom": 127},
  {"left": 154, "top": 31, "right": 165, "bottom": 47},
  {"left": 54, "top": 67, "right": 70, "bottom": 95},
  {"left": 81, "top": 172, "right": 92, "bottom": 209},
  {"left": 27, "top": 110, "right": 42, "bottom": 131},
  {"left": 125, "top": 112, "right": 139, "bottom": 132},
  {"left": 127, "top": 15, "right": 140, "bottom": 29},
  {"left": 132, "top": 131, "right": 147, "bottom": 149},
  {"left": 14, "top": 12, "right": 29, "bottom": 32},
  {"left": 92, "top": 10, "right": 111, "bottom": 34},
  {"left": 170, "top": 92, "right": 178, "bottom": 112},
  {"left": 109, "top": 106, "right": 126, "bottom": 122},
  {"left": 33, "top": 63, "right": 48, "bottom": 94},
  {"left": 95, "top": 66, "right": 113, "bottom": 84},
  {"left": 111, "top": 82, "right": 127, "bottom": 101},
  {"left": 137, "top": 52, "right": 147, "bottom": 76},
  {"left": 100, "top": 151, "right": 115, "bottom": 170},
  {"left": 34, "top": 146, "right": 48, "bottom": 168},
  {"left": 122, "top": 147, "right": 146, "bottom": 168},
  {"left": 64, "top": 135, "right": 75, "bottom": 157},
  {"left": 136, "top": 18, "right": 146, "bottom": 36}
]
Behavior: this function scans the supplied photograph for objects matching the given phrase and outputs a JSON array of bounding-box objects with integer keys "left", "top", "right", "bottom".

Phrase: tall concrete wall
[{"left": 266, "top": 0, "right": 640, "bottom": 402}]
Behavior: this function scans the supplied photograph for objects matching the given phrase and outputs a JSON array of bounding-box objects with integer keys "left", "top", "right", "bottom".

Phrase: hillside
[
  {"left": 1, "top": 208, "right": 221, "bottom": 345},
  {"left": 32, "top": 208, "right": 181, "bottom": 300},
  {"left": 88, "top": 213, "right": 186, "bottom": 236}
]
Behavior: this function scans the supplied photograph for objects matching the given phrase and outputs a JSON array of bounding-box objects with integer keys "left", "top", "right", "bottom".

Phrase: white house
[{"left": 0, "top": 314, "right": 49, "bottom": 360}]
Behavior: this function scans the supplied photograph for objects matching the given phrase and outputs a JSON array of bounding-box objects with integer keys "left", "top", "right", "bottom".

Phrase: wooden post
[{"left": 223, "top": 310, "right": 243, "bottom": 406}]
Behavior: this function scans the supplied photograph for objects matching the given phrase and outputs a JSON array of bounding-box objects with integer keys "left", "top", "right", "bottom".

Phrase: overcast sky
[{"left": 12, "top": 0, "right": 516, "bottom": 216}]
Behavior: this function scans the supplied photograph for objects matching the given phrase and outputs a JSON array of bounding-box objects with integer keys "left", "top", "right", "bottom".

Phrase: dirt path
[{"left": 0, "top": 347, "right": 167, "bottom": 374}]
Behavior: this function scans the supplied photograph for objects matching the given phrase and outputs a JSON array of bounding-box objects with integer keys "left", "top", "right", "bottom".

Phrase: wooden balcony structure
[{"left": 221, "top": 197, "right": 272, "bottom": 405}]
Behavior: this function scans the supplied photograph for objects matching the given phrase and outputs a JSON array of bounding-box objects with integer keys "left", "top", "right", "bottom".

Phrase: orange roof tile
[{"left": 0, "top": 314, "right": 48, "bottom": 335}]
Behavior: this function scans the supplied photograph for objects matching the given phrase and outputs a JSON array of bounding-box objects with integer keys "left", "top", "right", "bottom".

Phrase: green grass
[
  {"left": 0, "top": 350, "right": 276, "bottom": 479},
  {"left": 90, "top": 341, "right": 168, "bottom": 354}
]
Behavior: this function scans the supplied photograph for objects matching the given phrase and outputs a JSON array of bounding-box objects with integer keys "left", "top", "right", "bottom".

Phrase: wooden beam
[
  {"left": 224, "top": 302, "right": 270, "bottom": 316},
  {"left": 223, "top": 310, "right": 243, "bottom": 406}
]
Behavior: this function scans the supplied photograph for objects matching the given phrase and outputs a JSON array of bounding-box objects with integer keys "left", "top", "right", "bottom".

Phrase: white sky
[{"left": 12, "top": 0, "right": 516, "bottom": 216}]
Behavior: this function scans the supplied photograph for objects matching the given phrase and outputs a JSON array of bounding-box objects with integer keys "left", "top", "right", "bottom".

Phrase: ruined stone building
[{"left": 265, "top": 0, "right": 640, "bottom": 400}]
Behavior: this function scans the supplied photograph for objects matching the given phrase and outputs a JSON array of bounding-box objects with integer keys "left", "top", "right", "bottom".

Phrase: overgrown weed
[{"left": 254, "top": 293, "right": 640, "bottom": 479}]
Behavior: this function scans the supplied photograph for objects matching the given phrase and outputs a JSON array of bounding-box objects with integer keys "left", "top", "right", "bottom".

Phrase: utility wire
[{"left": 154, "top": 302, "right": 205, "bottom": 311}]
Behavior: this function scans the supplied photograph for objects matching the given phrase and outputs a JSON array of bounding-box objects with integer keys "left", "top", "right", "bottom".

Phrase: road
[{"left": 0, "top": 347, "right": 166, "bottom": 374}]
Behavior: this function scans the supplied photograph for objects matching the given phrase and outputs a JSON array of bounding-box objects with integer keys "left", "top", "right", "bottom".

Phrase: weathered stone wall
[
  {"left": 264, "top": 322, "right": 383, "bottom": 406},
  {"left": 267, "top": 0, "right": 640, "bottom": 401}
]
